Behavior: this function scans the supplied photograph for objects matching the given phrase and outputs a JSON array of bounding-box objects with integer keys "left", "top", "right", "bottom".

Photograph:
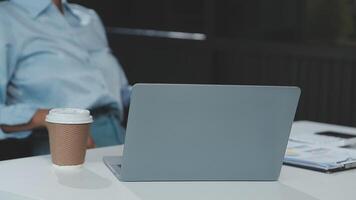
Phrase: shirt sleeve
[
  {"left": 117, "top": 62, "right": 131, "bottom": 108},
  {"left": 121, "top": 85, "right": 132, "bottom": 108},
  {"left": 0, "top": 19, "right": 37, "bottom": 139},
  {"left": 90, "top": 9, "right": 132, "bottom": 108}
]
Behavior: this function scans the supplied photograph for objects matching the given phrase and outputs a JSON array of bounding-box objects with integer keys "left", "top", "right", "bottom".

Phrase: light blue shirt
[{"left": 0, "top": 0, "right": 130, "bottom": 139}]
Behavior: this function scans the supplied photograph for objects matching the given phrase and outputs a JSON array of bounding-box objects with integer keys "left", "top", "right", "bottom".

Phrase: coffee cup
[{"left": 45, "top": 108, "right": 93, "bottom": 168}]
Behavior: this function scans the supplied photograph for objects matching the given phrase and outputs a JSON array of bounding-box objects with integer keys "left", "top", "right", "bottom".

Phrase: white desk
[{"left": 0, "top": 122, "right": 355, "bottom": 200}]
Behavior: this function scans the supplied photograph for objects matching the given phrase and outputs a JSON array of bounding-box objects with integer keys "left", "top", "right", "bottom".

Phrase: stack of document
[{"left": 284, "top": 140, "right": 356, "bottom": 172}]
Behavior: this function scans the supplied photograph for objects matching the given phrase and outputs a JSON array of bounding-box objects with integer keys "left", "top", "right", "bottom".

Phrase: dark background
[{"left": 72, "top": 0, "right": 356, "bottom": 127}]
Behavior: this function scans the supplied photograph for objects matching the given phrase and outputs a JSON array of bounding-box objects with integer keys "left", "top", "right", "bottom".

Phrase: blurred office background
[{"left": 73, "top": 0, "right": 356, "bottom": 127}]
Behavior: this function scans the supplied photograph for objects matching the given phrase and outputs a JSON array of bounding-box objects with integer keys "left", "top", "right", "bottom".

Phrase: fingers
[{"left": 86, "top": 134, "right": 96, "bottom": 149}]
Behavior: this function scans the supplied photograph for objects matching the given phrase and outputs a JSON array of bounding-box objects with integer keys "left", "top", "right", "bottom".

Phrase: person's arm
[
  {"left": 92, "top": 10, "right": 132, "bottom": 110},
  {"left": 121, "top": 83, "right": 132, "bottom": 109},
  {"left": 0, "top": 108, "right": 95, "bottom": 148},
  {"left": 0, "top": 109, "right": 48, "bottom": 133},
  {"left": 0, "top": 47, "right": 43, "bottom": 134},
  {"left": 0, "top": 26, "right": 40, "bottom": 136}
]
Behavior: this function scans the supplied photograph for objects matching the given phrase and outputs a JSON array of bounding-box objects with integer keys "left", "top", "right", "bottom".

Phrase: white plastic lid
[{"left": 45, "top": 108, "right": 93, "bottom": 124}]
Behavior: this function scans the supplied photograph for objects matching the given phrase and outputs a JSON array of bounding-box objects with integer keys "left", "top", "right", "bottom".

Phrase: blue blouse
[{"left": 0, "top": 0, "right": 130, "bottom": 139}]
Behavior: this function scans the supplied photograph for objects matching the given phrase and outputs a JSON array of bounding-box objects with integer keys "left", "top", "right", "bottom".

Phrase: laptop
[{"left": 104, "top": 84, "right": 300, "bottom": 181}]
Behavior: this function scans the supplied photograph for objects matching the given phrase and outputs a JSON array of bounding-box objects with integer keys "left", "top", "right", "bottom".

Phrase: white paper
[{"left": 284, "top": 140, "right": 356, "bottom": 170}]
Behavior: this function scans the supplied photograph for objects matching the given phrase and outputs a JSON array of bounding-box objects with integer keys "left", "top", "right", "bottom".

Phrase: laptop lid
[{"left": 120, "top": 84, "right": 300, "bottom": 181}]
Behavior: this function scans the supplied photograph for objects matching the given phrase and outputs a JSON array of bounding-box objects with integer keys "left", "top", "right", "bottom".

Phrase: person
[{"left": 0, "top": 0, "right": 131, "bottom": 160}]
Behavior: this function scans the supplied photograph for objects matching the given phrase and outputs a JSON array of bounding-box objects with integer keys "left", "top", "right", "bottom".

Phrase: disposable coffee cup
[{"left": 45, "top": 108, "right": 93, "bottom": 168}]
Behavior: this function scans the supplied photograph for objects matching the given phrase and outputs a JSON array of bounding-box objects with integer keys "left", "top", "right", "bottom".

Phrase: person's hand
[
  {"left": 30, "top": 109, "right": 50, "bottom": 129},
  {"left": 86, "top": 134, "right": 96, "bottom": 149}
]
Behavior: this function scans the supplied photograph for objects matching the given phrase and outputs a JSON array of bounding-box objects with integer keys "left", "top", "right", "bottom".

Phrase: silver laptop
[{"left": 104, "top": 84, "right": 300, "bottom": 181}]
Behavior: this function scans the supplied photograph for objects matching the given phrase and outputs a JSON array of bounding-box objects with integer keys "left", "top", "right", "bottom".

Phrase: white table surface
[{"left": 0, "top": 121, "right": 355, "bottom": 200}]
